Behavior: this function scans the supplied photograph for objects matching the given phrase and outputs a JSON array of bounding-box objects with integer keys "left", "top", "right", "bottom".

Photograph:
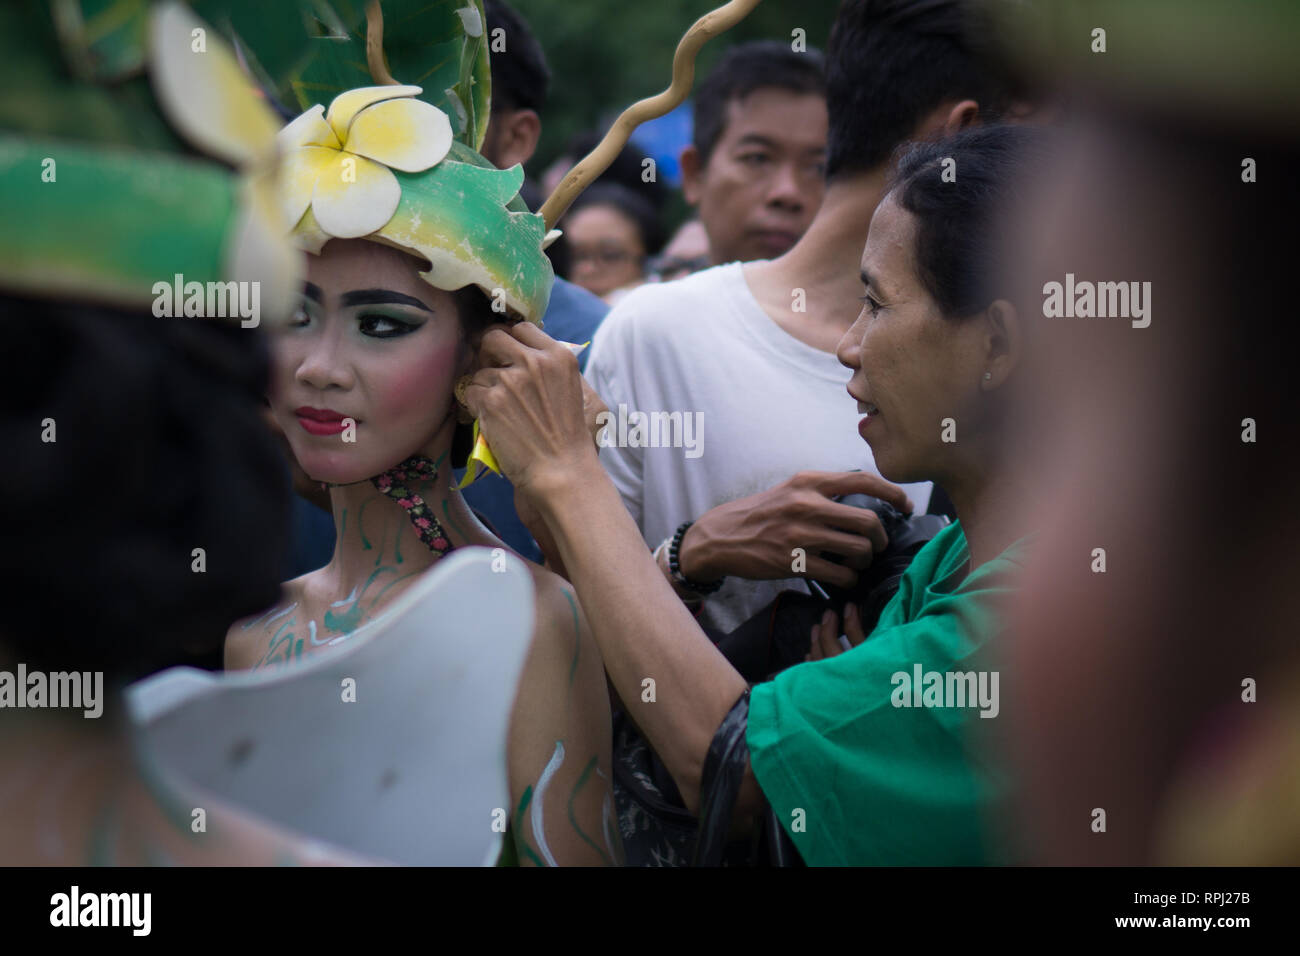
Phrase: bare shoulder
[
  {"left": 525, "top": 566, "right": 586, "bottom": 648},
  {"left": 516, "top": 563, "right": 607, "bottom": 694},
  {"left": 222, "top": 576, "right": 308, "bottom": 671}
]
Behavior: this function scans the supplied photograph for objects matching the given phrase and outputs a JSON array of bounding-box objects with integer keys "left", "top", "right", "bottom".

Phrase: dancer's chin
[{"left": 298, "top": 452, "right": 385, "bottom": 488}]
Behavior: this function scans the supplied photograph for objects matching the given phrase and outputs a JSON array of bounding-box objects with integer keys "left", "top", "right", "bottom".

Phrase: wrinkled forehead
[
  {"left": 860, "top": 192, "right": 919, "bottom": 292},
  {"left": 717, "top": 87, "right": 828, "bottom": 152}
]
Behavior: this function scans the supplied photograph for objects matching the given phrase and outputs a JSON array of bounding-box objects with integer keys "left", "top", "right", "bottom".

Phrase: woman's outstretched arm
[{"left": 467, "top": 324, "right": 759, "bottom": 819}]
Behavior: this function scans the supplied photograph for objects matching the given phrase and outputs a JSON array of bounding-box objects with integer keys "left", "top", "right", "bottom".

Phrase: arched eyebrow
[{"left": 339, "top": 290, "right": 433, "bottom": 312}]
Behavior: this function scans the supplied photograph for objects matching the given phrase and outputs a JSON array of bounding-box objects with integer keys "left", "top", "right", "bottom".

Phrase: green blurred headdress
[{"left": 0, "top": 0, "right": 308, "bottom": 323}]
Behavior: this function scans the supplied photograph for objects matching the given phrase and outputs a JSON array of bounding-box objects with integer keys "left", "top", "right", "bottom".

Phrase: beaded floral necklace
[{"left": 369, "top": 455, "right": 456, "bottom": 557}]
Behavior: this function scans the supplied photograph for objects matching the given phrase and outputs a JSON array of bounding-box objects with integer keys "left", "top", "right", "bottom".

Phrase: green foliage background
[{"left": 509, "top": 0, "right": 841, "bottom": 173}]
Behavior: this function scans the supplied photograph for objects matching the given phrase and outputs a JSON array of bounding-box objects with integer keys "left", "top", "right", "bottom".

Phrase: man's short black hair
[
  {"left": 484, "top": 0, "right": 550, "bottom": 113},
  {"left": 692, "top": 40, "right": 826, "bottom": 166},
  {"left": 825, "top": 0, "right": 1020, "bottom": 180}
]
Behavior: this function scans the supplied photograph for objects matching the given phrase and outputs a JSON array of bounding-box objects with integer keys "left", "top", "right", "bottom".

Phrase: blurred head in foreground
[{"left": 989, "top": 0, "right": 1299, "bottom": 864}]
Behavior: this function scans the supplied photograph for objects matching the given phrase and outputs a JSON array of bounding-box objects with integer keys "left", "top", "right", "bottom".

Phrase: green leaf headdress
[
  {"left": 270, "top": 0, "right": 765, "bottom": 325},
  {"left": 267, "top": 1, "right": 554, "bottom": 323}
]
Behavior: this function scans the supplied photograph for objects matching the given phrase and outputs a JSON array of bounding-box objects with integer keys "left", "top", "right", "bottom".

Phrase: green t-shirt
[{"left": 747, "top": 521, "right": 1028, "bottom": 865}]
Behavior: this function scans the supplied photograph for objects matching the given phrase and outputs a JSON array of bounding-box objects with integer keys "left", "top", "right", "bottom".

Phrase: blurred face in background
[
  {"left": 681, "top": 87, "right": 828, "bottom": 265},
  {"left": 566, "top": 202, "right": 647, "bottom": 299}
]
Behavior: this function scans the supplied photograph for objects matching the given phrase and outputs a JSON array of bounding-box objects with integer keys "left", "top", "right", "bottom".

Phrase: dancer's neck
[{"left": 316, "top": 445, "right": 486, "bottom": 596}]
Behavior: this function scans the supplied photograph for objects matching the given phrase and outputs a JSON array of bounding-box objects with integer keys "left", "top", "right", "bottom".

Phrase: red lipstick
[{"left": 295, "top": 406, "right": 352, "bottom": 436}]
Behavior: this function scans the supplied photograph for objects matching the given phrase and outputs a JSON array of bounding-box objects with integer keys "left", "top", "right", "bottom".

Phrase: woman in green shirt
[{"left": 466, "top": 124, "right": 1050, "bottom": 864}]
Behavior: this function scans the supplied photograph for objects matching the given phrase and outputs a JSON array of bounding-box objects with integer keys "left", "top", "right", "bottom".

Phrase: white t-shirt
[{"left": 585, "top": 262, "right": 933, "bottom": 635}]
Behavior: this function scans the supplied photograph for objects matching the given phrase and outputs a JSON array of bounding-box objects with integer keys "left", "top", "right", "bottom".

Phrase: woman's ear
[{"left": 980, "top": 298, "right": 1022, "bottom": 391}]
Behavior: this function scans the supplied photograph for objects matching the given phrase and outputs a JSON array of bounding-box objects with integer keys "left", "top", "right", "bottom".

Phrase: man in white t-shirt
[
  {"left": 586, "top": 0, "right": 1036, "bottom": 635},
  {"left": 587, "top": 263, "right": 930, "bottom": 634}
]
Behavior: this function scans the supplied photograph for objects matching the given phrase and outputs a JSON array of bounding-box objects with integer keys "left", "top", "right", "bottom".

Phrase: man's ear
[
  {"left": 911, "top": 99, "right": 982, "bottom": 145},
  {"left": 941, "top": 99, "right": 981, "bottom": 136},
  {"left": 679, "top": 145, "right": 705, "bottom": 206},
  {"left": 489, "top": 108, "right": 542, "bottom": 171},
  {"left": 980, "top": 298, "right": 1022, "bottom": 391}
]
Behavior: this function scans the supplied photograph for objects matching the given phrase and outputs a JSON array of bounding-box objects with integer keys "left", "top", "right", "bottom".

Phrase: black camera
[
  {"left": 712, "top": 494, "right": 949, "bottom": 682},
  {"left": 813, "top": 493, "right": 950, "bottom": 629}
]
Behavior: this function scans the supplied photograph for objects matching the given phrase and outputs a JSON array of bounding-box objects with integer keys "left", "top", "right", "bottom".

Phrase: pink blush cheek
[{"left": 370, "top": 344, "right": 460, "bottom": 423}]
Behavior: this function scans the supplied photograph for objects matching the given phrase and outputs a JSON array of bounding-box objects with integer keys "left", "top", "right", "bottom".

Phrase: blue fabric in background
[
  {"left": 629, "top": 102, "right": 692, "bottom": 188},
  {"left": 282, "top": 494, "right": 336, "bottom": 580},
  {"left": 460, "top": 277, "right": 609, "bottom": 563}
]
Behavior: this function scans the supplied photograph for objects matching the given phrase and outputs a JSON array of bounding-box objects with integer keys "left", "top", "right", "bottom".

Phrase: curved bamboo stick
[
  {"left": 366, "top": 0, "right": 400, "bottom": 85},
  {"left": 538, "top": 0, "right": 763, "bottom": 230}
]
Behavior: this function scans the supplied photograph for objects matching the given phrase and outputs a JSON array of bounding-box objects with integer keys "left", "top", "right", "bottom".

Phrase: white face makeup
[{"left": 268, "top": 238, "right": 467, "bottom": 485}]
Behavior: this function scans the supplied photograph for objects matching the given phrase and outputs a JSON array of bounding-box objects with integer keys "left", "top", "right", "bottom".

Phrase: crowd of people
[{"left": 0, "top": 0, "right": 1293, "bottom": 869}]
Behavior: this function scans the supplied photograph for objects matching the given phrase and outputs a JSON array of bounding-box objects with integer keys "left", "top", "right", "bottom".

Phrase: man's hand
[
  {"left": 464, "top": 323, "right": 604, "bottom": 501},
  {"left": 678, "top": 471, "right": 914, "bottom": 590}
]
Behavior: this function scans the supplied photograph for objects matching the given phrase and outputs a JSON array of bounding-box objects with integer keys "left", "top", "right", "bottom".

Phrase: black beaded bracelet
[{"left": 668, "top": 520, "right": 725, "bottom": 595}]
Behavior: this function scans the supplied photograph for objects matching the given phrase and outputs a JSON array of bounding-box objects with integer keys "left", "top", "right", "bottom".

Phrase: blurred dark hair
[
  {"left": 825, "top": 0, "right": 1026, "bottom": 180},
  {"left": 887, "top": 124, "right": 1052, "bottom": 317},
  {"left": 558, "top": 130, "right": 669, "bottom": 213},
  {"left": 484, "top": 0, "right": 550, "bottom": 113},
  {"left": 0, "top": 296, "right": 291, "bottom": 681},
  {"left": 693, "top": 40, "right": 826, "bottom": 166},
  {"left": 568, "top": 182, "right": 667, "bottom": 258}
]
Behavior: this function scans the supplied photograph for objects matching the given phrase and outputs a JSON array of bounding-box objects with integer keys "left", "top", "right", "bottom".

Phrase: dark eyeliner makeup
[{"left": 358, "top": 309, "right": 425, "bottom": 338}]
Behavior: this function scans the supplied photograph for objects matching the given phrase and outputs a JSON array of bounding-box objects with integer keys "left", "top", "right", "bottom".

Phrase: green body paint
[
  {"left": 372, "top": 569, "right": 424, "bottom": 604},
  {"left": 323, "top": 601, "right": 364, "bottom": 634},
  {"left": 256, "top": 616, "right": 297, "bottom": 669},
  {"left": 566, "top": 755, "right": 614, "bottom": 865},
  {"left": 441, "top": 498, "right": 467, "bottom": 545},
  {"left": 358, "top": 498, "right": 375, "bottom": 550},
  {"left": 252, "top": 450, "right": 466, "bottom": 670},
  {"left": 512, "top": 786, "right": 545, "bottom": 867},
  {"left": 563, "top": 589, "right": 581, "bottom": 686}
]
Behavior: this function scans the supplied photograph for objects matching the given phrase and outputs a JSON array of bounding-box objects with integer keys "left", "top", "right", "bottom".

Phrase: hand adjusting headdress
[{"left": 269, "top": 0, "right": 763, "bottom": 484}]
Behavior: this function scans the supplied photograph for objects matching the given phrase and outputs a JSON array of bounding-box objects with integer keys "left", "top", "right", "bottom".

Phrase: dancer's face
[{"left": 268, "top": 239, "right": 466, "bottom": 484}]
